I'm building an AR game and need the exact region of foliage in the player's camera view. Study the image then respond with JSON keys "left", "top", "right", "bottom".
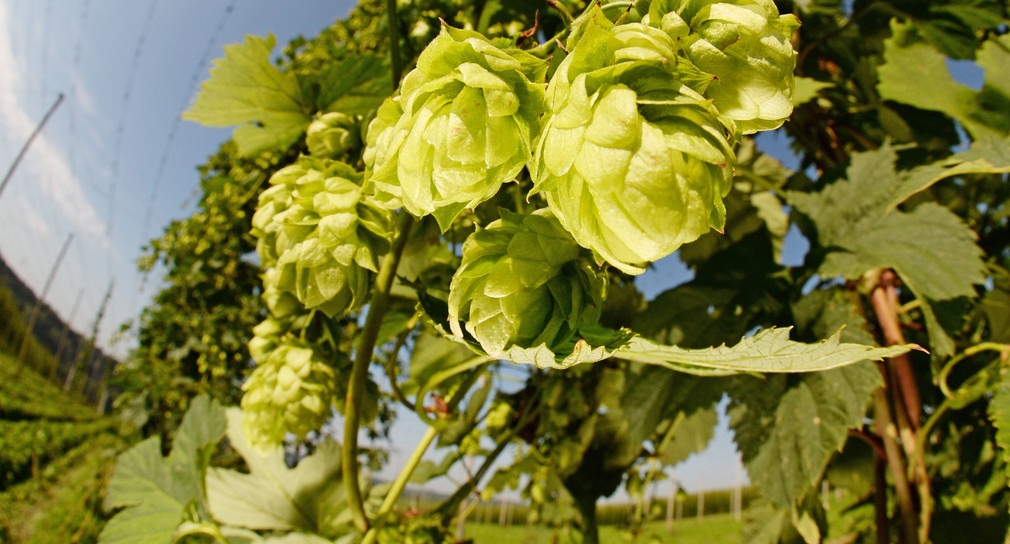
{"left": 109, "top": 0, "right": 1010, "bottom": 543}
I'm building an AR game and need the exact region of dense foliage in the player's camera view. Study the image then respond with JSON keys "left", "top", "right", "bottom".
{"left": 106, "top": 0, "right": 1010, "bottom": 543}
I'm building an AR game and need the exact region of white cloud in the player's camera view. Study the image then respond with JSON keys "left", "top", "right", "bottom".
{"left": 17, "top": 194, "right": 51, "bottom": 238}
{"left": 0, "top": 1, "right": 111, "bottom": 251}
{"left": 71, "top": 72, "right": 96, "bottom": 116}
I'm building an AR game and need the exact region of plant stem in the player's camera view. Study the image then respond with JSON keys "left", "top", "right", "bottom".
{"left": 384, "top": 0, "right": 403, "bottom": 85}
{"left": 344, "top": 215, "right": 414, "bottom": 533}
{"left": 873, "top": 387, "right": 919, "bottom": 544}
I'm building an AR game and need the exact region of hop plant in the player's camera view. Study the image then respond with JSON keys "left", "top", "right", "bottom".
{"left": 641, "top": 0, "right": 800, "bottom": 133}
{"left": 532, "top": 13, "right": 736, "bottom": 274}
{"left": 368, "top": 24, "right": 548, "bottom": 229}
{"left": 242, "top": 318, "right": 340, "bottom": 449}
{"left": 448, "top": 209, "right": 605, "bottom": 358}
{"left": 252, "top": 157, "right": 392, "bottom": 317}
{"left": 306, "top": 111, "right": 363, "bottom": 160}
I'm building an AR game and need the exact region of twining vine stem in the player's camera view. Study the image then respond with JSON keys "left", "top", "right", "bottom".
{"left": 344, "top": 215, "right": 415, "bottom": 532}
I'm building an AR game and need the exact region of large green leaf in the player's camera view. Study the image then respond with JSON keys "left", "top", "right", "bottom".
{"left": 184, "top": 34, "right": 310, "bottom": 156}
{"left": 616, "top": 327, "right": 910, "bottom": 374}
{"left": 659, "top": 406, "right": 718, "bottom": 467}
{"left": 728, "top": 290, "right": 882, "bottom": 508}
{"left": 819, "top": 203, "right": 986, "bottom": 301}
{"left": 100, "top": 396, "right": 227, "bottom": 544}
{"left": 205, "top": 408, "right": 346, "bottom": 534}
{"left": 316, "top": 54, "right": 392, "bottom": 115}
{"left": 789, "top": 143, "right": 993, "bottom": 356}
{"left": 879, "top": 22, "right": 1010, "bottom": 138}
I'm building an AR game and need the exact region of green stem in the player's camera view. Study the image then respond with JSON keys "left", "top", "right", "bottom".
{"left": 384, "top": 0, "right": 403, "bottom": 85}
{"left": 344, "top": 215, "right": 415, "bottom": 533}
{"left": 361, "top": 369, "right": 486, "bottom": 544}
{"left": 938, "top": 342, "right": 1010, "bottom": 398}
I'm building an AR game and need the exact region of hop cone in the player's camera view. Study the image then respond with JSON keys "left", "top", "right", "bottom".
{"left": 532, "top": 13, "right": 736, "bottom": 274}
{"left": 306, "top": 111, "right": 363, "bottom": 160}
{"left": 242, "top": 318, "right": 340, "bottom": 449}
{"left": 448, "top": 209, "right": 605, "bottom": 357}
{"left": 367, "top": 24, "right": 547, "bottom": 229}
{"left": 252, "top": 156, "right": 392, "bottom": 317}
{"left": 641, "top": 0, "right": 800, "bottom": 133}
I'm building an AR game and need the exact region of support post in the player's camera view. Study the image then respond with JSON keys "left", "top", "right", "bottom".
{"left": 0, "top": 93, "right": 65, "bottom": 199}
{"left": 16, "top": 233, "right": 73, "bottom": 376}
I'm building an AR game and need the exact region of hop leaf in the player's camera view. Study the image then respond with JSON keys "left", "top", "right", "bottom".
{"left": 367, "top": 24, "right": 548, "bottom": 230}
{"left": 305, "top": 112, "right": 363, "bottom": 160}
{"left": 252, "top": 156, "right": 393, "bottom": 317}
{"left": 644, "top": 0, "right": 800, "bottom": 133}
{"left": 532, "top": 15, "right": 736, "bottom": 274}
{"left": 242, "top": 318, "right": 341, "bottom": 450}
{"left": 448, "top": 209, "right": 606, "bottom": 358}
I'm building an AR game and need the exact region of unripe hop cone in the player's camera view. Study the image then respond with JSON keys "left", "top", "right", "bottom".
{"left": 242, "top": 318, "right": 340, "bottom": 450}
{"left": 448, "top": 209, "right": 605, "bottom": 358}
{"left": 367, "top": 24, "right": 548, "bottom": 230}
{"left": 532, "top": 12, "right": 737, "bottom": 275}
{"left": 306, "top": 111, "right": 363, "bottom": 160}
{"left": 252, "top": 157, "right": 392, "bottom": 317}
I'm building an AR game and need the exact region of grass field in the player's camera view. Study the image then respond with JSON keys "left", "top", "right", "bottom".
{"left": 463, "top": 514, "right": 743, "bottom": 543}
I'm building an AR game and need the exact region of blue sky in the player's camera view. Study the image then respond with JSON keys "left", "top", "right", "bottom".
{"left": 0, "top": 0, "right": 355, "bottom": 357}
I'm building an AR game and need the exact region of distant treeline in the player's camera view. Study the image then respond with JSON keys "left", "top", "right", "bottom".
{"left": 0, "top": 253, "right": 116, "bottom": 405}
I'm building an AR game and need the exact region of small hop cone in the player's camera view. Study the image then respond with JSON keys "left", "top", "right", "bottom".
{"left": 448, "top": 209, "right": 605, "bottom": 358}
{"left": 642, "top": 0, "right": 800, "bottom": 133}
{"left": 367, "top": 24, "right": 548, "bottom": 230}
{"left": 533, "top": 13, "right": 735, "bottom": 274}
{"left": 306, "top": 112, "right": 363, "bottom": 160}
{"left": 241, "top": 318, "right": 340, "bottom": 450}
{"left": 253, "top": 156, "right": 393, "bottom": 317}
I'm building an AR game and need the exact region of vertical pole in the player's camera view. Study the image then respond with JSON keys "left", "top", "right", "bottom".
{"left": 697, "top": 481, "right": 704, "bottom": 521}
{"left": 735, "top": 459, "right": 744, "bottom": 520}
{"left": 65, "top": 280, "right": 113, "bottom": 393}
{"left": 666, "top": 474, "right": 677, "bottom": 531}
{"left": 16, "top": 233, "right": 73, "bottom": 376}
{"left": 0, "top": 93, "right": 65, "bottom": 199}
{"left": 49, "top": 288, "right": 84, "bottom": 381}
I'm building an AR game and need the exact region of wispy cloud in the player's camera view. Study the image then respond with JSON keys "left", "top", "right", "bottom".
{"left": 17, "top": 194, "right": 51, "bottom": 238}
{"left": 0, "top": 2, "right": 110, "bottom": 251}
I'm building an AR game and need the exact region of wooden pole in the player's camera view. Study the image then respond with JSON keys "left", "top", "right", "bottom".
{"left": 49, "top": 288, "right": 84, "bottom": 381}
{"left": 0, "top": 93, "right": 65, "bottom": 199}
{"left": 16, "top": 233, "right": 73, "bottom": 376}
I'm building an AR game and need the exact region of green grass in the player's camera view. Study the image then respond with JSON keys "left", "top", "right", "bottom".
{"left": 463, "top": 514, "right": 743, "bottom": 543}
{"left": 0, "top": 350, "right": 98, "bottom": 421}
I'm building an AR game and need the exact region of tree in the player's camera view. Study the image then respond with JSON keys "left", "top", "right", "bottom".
{"left": 106, "top": 1, "right": 1010, "bottom": 543}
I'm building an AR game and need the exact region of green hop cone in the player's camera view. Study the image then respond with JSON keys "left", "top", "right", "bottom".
{"left": 448, "top": 209, "right": 605, "bottom": 359}
{"left": 252, "top": 156, "right": 393, "bottom": 317}
{"left": 642, "top": 0, "right": 800, "bottom": 133}
{"left": 363, "top": 96, "right": 405, "bottom": 208}
{"left": 306, "top": 111, "right": 363, "bottom": 160}
{"left": 532, "top": 12, "right": 735, "bottom": 274}
{"left": 367, "top": 24, "right": 548, "bottom": 230}
{"left": 242, "top": 318, "right": 340, "bottom": 450}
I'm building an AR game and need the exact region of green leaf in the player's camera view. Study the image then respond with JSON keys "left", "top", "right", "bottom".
{"left": 205, "top": 408, "right": 345, "bottom": 534}
{"left": 316, "top": 54, "right": 392, "bottom": 115}
{"left": 659, "top": 406, "right": 718, "bottom": 466}
{"left": 886, "top": 135, "right": 1010, "bottom": 209}
{"left": 789, "top": 143, "right": 993, "bottom": 357}
{"left": 989, "top": 374, "right": 1010, "bottom": 488}
{"left": 879, "top": 22, "right": 1010, "bottom": 138}
{"left": 819, "top": 203, "right": 986, "bottom": 301}
{"left": 183, "top": 34, "right": 310, "bottom": 156}
{"left": 791, "top": 77, "right": 833, "bottom": 106}
{"left": 617, "top": 327, "right": 911, "bottom": 373}
{"left": 729, "top": 288, "right": 882, "bottom": 508}
{"left": 730, "top": 361, "right": 880, "bottom": 508}
{"left": 100, "top": 396, "right": 227, "bottom": 544}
